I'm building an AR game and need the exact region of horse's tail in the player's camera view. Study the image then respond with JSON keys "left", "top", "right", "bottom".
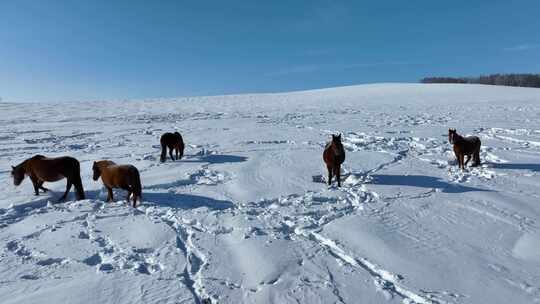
{"left": 72, "top": 160, "right": 85, "bottom": 200}
{"left": 178, "top": 135, "right": 185, "bottom": 159}
{"left": 131, "top": 167, "right": 142, "bottom": 203}
{"left": 474, "top": 138, "right": 482, "bottom": 165}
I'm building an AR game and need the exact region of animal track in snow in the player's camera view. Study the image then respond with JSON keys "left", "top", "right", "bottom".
{"left": 81, "top": 209, "right": 165, "bottom": 275}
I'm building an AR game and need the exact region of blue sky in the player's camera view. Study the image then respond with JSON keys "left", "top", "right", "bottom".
{"left": 1, "top": 1, "right": 539, "bottom": 102}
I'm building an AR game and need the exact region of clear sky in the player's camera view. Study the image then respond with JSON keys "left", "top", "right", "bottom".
{"left": 1, "top": 1, "right": 539, "bottom": 102}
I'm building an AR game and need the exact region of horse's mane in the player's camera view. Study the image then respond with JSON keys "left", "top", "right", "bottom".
{"left": 14, "top": 157, "right": 31, "bottom": 171}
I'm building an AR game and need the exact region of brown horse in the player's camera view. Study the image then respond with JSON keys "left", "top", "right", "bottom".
{"left": 323, "top": 134, "right": 346, "bottom": 187}
{"left": 11, "top": 155, "right": 85, "bottom": 201}
{"left": 448, "top": 128, "right": 481, "bottom": 169}
{"left": 160, "top": 132, "right": 184, "bottom": 162}
{"left": 92, "top": 160, "right": 142, "bottom": 207}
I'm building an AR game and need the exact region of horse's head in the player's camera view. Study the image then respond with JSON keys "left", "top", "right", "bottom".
{"left": 448, "top": 128, "right": 458, "bottom": 144}
{"left": 331, "top": 134, "right": 344, "bottom": 155}
{"left": 92, "top": 161, "right": 101, "bottom": 181}
{"left": 11, "top": 165, "right": 25, "bottom": 186}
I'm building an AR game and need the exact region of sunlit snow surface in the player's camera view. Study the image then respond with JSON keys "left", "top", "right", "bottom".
{"left": 1, "top": 84, "right": 540, "bottom": 303}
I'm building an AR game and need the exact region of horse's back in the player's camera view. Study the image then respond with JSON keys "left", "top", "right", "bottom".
{"left": 30, "top": 155, "right": 79, "bottom": 168}
{"left": 161, "top": 132, "right": 176, "bottom": 143}
{"left": 454, "top": 136, "right": 481, "bottom": 154}
{"left": 104, "top": 164, "right": 138, "bottom": 177}
{"left": 323, "top": 142, "right": 345, "bottom": 165}
{"left": 160, "top": 132, "right": 170, "bottom": 140}
{"left": 161, "top": 132, "right": 183, "bottom": 147}
{"left": 465, "top": 136, "right": 481, "bottom": 148}
{"left": 27, "top": 155, "right": 80, "bottom": 181}
{"left": 103, "top": 164, "right": 140, "bottom": 189}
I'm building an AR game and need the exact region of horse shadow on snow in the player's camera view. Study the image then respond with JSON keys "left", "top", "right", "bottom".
{"left": 369, "top": 174, "right": 492, "bottom": 193}
{"left": 486, "top": 162, "right": 540, "bottom": 172}
{"left": 142, "top": 192, "right": 234, "bottom": 210}
{"left": 91, "top": 188, "right": 234, "bottom": 211}
{"left": 182, "top": 154, "right": 248, "bottom": 164}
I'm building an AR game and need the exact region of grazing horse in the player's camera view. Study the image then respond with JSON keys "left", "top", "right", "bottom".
{"left": 448, "top": 128, "right": 481, "bottom": 169}
{"left": 92, "top": 160, "right": 142, "bottom": 207}
{"left": 323, "top": 134, "right": 346, "bottom": 187}
{"left": 160, "top": 132, "right": 184, "bottom": 162}
{"left": 10, "top": 155, "right": 85, "bottom": 201}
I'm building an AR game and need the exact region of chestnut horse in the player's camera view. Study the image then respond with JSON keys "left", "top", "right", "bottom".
{"left": 323, "top": 134, "right": 346, "bottom": 187}
{"left": 448, "top": 128, "right": 481, "bottom": 169}
{"left": 160, "top": 132, "right": 184, "bottom": 162}
{"left": 11, "top": 155, "right": 85, "bottom": 201}
{"left": 92, "top": 160, "right": 142, "bottom": 207}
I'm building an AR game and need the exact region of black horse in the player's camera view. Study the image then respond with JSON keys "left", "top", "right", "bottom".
{"left": 323, "top": 134, "right": 346, "bottom": 187}
{"left": 160, "top": 132, "right": 185, "bottom": 162}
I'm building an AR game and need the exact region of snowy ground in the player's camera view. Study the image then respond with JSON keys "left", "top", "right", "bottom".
{"left": 1, "top": 83, "right": 540, "bottom": 304}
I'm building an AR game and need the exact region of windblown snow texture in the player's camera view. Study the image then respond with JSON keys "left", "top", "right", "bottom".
{"left": 1, "top": 84, "right": 540, "bottom": 303}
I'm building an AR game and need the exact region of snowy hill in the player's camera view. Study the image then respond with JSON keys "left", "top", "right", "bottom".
{"left": 1, "top": 83, "right": 540, "bottom": 304}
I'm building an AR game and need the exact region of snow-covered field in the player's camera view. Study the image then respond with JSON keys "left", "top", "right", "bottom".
{"left": 1, "top": 83, "right": 540, "bottom": 304}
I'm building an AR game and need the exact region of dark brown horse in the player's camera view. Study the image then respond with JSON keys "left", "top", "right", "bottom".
{"left": 92, "top": 160, "right": 142, "bottom": 207}
{"left": 448, "top": 128, "right": 481, "bottom": 169}
{"left": 160, "top": 132, "right": 184, "bottom": 162}
{"left": 11, "top": 155, "right": 85, "bottom": 201}
{"left": 323, "top": 134, "right": 346, "bottom": 187}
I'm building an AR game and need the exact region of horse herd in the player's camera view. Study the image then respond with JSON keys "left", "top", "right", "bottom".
{"left": 9, "top": 129, "right": 481, "bottom": 207}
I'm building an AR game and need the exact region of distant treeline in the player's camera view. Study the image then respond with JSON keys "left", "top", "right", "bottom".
{"left": 420, "top": 74, "right": 540, "bottom": 88}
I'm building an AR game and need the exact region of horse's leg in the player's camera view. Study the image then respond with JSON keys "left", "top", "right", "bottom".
{"left": 106, "top": 187, "right": 113, "bottom": 202}
{"left": 453, "top": 151, "right": 460, "bottom": 167}
{"left": 169, "top": 147, "right": 175, "bottom": 161}
{"left": 464, "top": 154, "right": 471, "bottom": 166}
{"left": 460, "top": 154, "right": 465, "bottom": 170}
{"left": 175, "top": 148, "right": 179, "bottom": 160}
{"left": 70, "top": 174, "right": 85, "bottom": 200}
{"left": 327, "top": 166, "right": 333, "bottom": 185}
{"left": 473, "top": 148, "right": 481, "bottom": 167}
{"left": 60, "top": 181, "right": 73, "bottom": 201}
{"left": 30, "top": 176, "right": 40, "bottom": 195}
{"left": 129, "top": 187, "right": 137, "bottom": 208}
{"left": 38, "top": 181, "right": 49, "bottom": 192}
{"left": 160, "top": 144, "right": 167, "bottom": 162}
{"left": 125, "top": 186, "right": 132, "bottom": 204}
{"left": 126, "top": 186, "right": 138, "bottom": 207}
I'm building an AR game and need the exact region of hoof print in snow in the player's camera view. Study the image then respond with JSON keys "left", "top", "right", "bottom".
{"left": 135, "top": 263, "right": 150, "bottom": 275}
{"left": 98, "top": 263, "right": 114, "bottom": 273}
{"left": 36, "top": 258, "right": 65, "bottom": 266}
{"left": 312, "top": 175, "right": 325, "bottom": 183}
{"left": 20, "top": 274, "right": 39, "bottom": 280}
{"left": 83, "top": 253, "right": 102, "bottom": 266}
